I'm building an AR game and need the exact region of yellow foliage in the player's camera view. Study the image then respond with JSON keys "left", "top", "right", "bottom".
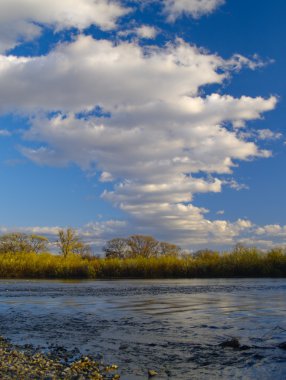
{"left": 0, "top": 249, "right": 285, "bottom": 279}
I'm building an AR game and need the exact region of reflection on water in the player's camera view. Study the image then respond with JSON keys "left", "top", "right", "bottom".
{"left": 0, "top": 279, "right": 286, "bottom": 379}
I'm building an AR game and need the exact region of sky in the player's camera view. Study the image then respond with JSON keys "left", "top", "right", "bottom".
{"left": 0, "top": 0, "right": 285, "bottom": 252}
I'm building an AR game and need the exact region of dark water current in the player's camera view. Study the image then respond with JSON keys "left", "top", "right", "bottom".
{"left": 0, "top": 278, "right": 286, "bottom": 379}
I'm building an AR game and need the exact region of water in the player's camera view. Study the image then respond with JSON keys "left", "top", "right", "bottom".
{"left": 0, "top": 278, "right": 285, "bottom": 379}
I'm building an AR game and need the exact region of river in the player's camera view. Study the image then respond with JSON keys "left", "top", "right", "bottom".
{"left": 0, "top": 278, "right": 285, "bottom": 379}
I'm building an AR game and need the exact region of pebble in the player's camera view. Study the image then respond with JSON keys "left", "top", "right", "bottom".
{"left": 0, "top": 336, "right": 120, "bottom": 379}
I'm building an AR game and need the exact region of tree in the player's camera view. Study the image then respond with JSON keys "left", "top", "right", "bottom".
{"left": 29, "top": 235, "right": 49, "bottom": 253}
{"left": 159, "top": 242, "right": 181, "bottom": 257}
{"left": 103, "top": 238, "right": 130, "bottom": 259}
{"left": 103, "top": 235, "right": 183, "bottom": 259}
{"left": 127, "top": 235, "right": 160, "bottom": 258}
{"left": 73, "top": 241, "right": 92, "bottom": 258}
{"left": 193, "top": 249, "right": 219, "bottom": 260}
{"left": 57, "top": 228, "right": 90, "bottom": 258}
{"left": 0, "top": 233, "right": 49, "bottom": 254}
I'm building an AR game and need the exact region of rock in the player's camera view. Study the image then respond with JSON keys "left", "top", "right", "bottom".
{"left": 278, "top": 342, "right": 286, "bottom": 350}
{"left": 219, "top": 338, "right": 240, "bottom": 349}
{"left": 148, "top": 369, "right": 158, "bottom": 377}
{"left": 239, "top": 345, "right": 250, "bottom": 350}
{"left": 0, "top": 336, "right": 119, "bottom": 380}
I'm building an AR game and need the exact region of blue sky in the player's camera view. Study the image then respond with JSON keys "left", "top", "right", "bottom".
{"left": 0, "top": 0, "right": 285, "bottom": 250}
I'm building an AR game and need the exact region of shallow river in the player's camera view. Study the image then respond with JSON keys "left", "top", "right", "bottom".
{"left": 0, "top": 279, "right": 286, "bottom": 379}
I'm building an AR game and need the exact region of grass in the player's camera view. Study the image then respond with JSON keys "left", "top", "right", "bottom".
{"left": 0, "top": 247, "right": 286, "bottom": 279}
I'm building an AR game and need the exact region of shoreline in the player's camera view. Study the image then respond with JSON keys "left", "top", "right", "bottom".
{"left": 0, "top": 336, "right": 120, "bottom": 380}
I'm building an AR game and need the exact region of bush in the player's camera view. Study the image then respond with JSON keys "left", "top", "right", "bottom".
{"left": 0, "top": 246, "right": 285, "bottom": 279}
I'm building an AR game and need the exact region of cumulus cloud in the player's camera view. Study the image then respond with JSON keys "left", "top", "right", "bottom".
{"left": 256, "top": 224, "right": 286, "bottom": 237}
{"left": 134, "top": 25, "right": 158, "bottom": 39}
{"left": 0, "top": 0, "right": 129, "bottom": 52}
{"left": 0, "top": 36, "right": 276, "bottom": 115}
{"left": 0, "top": 21, "right": 42, "bottom": 53}
{"left": 0, "top": 34, "right": 278, "bottom": 248}
{"left": 257, "top": 129, "right": 282, "bottom": 140}
{"left": 251, "top": 224, "right": 286, "bottom": 248}
{"left": 118, "top": 25, "right": 158, "bottom": 39}
{"left": 163, "top": 0, "right": 225, "bottom": 21}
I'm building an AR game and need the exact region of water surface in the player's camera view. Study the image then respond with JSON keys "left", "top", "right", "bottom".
{"left": 0, "top": 278, "right": 285, "bottom": 379}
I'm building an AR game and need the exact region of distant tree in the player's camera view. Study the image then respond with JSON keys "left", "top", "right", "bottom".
{"left": 267, "top": 247, "right": 286, "bottom": 258}
{"left": 103, "top": 238, "right": 130, "bottom": 259}
{"left": 0, "top": 233, "right": 49, "bottom": 254}
{"left": 73, "top": 242, "right": 93, "bottom": 258}
{"left": 57, "top": 228, "right": 90, "bottom": 258}
{"left": 232, "top": 243, "right": 247, "bottom": 254}
{"left": 29, "top": 235, "right": 49, "bottom": 253}
{"left": 193, "top": 249, "right": 220, "bottom": 260}
{"left": 0, "top": 233, "right": 27, "bottom": 254}
{"left": 127, "top": 235, "right": 160, "bottom": 258}
{"left": 159, "top": 242, "right": 181, "bottom": 257}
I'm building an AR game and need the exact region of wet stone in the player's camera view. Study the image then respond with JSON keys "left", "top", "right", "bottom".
{"left": 0, "top": 336, "right": 120, "bottom": 380}
{"left": 278, "top": 342, "right": 286, "bottom": 350}
{"left": 219, "top": 338, "right": 240, "bottom": 349}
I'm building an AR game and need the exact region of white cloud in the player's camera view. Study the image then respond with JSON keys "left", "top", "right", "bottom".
{"left": 0, "top": 35, "right": 278, "bottom": 248}
{"left": 224, "top": 179, "right": 249, "bottom": 191}
{"left": 0, "top": 37, "right": 226, "bottom": 113}
{"left": 0, "top": 0, "right": 129, "bottom": 52}
{"left": 134, "top": 25, "right": 158, "bottom": 39}
{"left": 0, "top": 36, "right": 276, "bottom": 116}
{"left": 256, "top": 224, "right": 286, "bottom": 237}
{"left": 163, "top": 0, "right": 225, "bottom": 21}
{"left": 117, "top": 24, "right": 158, "bottom": 40}
{"left": 100, "top": 171, "right": 115, "bottom": 182}
{"left": 0, "top": 21, "right": 42, "bottom": 53}
{"left": 257, "top": 129, "right": 282, "bottom": 140}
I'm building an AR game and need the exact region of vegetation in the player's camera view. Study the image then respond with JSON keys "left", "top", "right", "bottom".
{"left": 0, "top": 230, "right": 285, "bottom": 279}
{"left": 0, "top": 247, "right": 285, "bottom": 280}
{"left": 57, "top": 228, "right": 92, "bottom": 258}
{"left": 103, "top": 235, "right": 181, "bottom": 259}
{"left": 0, "top": 233, "right": 48, "bottom": 254}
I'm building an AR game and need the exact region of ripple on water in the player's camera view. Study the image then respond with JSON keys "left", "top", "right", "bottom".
{"left": 0, "top": 278, "right": 286, "bottom": 379}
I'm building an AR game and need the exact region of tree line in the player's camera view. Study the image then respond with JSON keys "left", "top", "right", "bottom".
{"left": 103, "top": 236, "right": 181, "bottom": 258}
{"left": 0, "top": 229, "right": 182, "bottom": 258}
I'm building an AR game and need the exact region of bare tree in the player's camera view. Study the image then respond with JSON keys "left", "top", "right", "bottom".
{"left": 103, "top": 238, "right": 130, "bottom": 259}
{"left": 29, "top": 235, "right": 49, "bottom": 253}
{"left": 127, "top": 235, "right": 160, "bottom": 258}
{"left": 0, "top": 233, "right": 49, "bottom": 254}
{"left": 159, "top": 242, "right": 181, "bottom": 257}
{"left": 73, "top": 242, "right": 92, "bottom": 258}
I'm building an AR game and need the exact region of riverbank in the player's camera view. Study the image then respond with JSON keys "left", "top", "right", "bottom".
{"left": 0, "top": 248, "right": 285, "bottom": 279}
{"left": 0, "top": 336, "right": 119, "bottom": 379}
